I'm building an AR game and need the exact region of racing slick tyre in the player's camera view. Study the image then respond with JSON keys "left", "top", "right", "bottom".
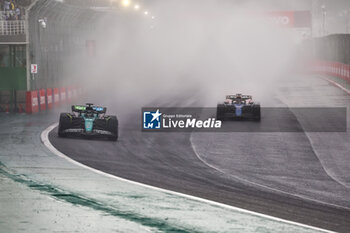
{"left": 252, "top": 105, "right": 261, "bottom": 121}
{"left": 216, "top": 104, "right": 226, "bottom": 121}
{"left": 58, "top": 113, "right": 72, "bottom": 137}
{"left": 106, "top": 116, "right": 118, "bottom": 141}
{"left": 94, "top": 116, "right": 118, "bottom": 141}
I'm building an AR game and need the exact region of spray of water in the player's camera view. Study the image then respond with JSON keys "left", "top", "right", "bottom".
{"left": 64, "top": 0, "right": 303, "bottom": 118}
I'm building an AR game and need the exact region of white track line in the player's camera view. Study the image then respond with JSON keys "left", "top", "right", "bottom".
{"left": 306, "top": 76, "right": 350, "bottom": 189}
{"left": 190, "top": 133, "right": 350, "bottom": 212}
{"left": 41, "top": 123, "right": 334, "bottom": 233}
{"left": 299, "top": 78, "right": 349, "bottom": 190}
{"left": 323, "top": 77, "right": 350, "bottom": 95}
{"left": 189, "top": 75, "right": 350, "bottom": 212}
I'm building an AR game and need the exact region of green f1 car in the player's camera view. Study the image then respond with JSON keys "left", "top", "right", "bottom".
{"left": 58, "top": 103, "right": 118, "bottom": 141}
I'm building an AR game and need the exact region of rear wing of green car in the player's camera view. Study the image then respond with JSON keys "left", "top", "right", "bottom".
{"left": 72, "top": 105, "right": 107, "bottom": 114}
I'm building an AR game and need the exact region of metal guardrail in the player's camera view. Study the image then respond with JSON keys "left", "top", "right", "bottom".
{"left": 0, "top": 20, "right": 26, "bottom": 35}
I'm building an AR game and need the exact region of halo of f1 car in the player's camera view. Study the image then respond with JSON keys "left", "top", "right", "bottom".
{"left": 58, "top": 103, "right": 118, "bottom": 141}
{"left": 217, "top": 94, "right": 261, "bottom": 121}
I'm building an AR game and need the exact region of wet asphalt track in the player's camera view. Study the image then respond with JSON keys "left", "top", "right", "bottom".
{"left": 49, "top": 76, "right": 350, "bottom": 232}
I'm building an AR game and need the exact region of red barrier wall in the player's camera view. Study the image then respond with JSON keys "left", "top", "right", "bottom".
{"left": 26, "top": 91, "right": 39, "bottom": 113}
{"left": 39, "top": 89, "right": 46, "bottom": 111}
{"left": 72, "top": 87, "right": 78, "bottom": 99}
{"left": 25, "top": 86, "right": 81, "bottom": 114}
{"left": 67, "top": 87, "right": 72, "bottom": 103}
{"left": 310, "top": 60, "right": 350, "bottom": 82}
{"left": 60, "top": 87, "right": 66, "bottom": 104}
{"left": 47, "top": 88, "right": 53, "bottom": 109}
{"left": 53, "top": 88, "right": 60, "bottom": 107}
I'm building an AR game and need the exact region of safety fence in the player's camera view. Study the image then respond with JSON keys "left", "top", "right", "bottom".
{"left": 0, "top": 86, "right": 82, "bottom": 113}
{"left": 309, "top": 60, "right": 350, "bottom": 83}
{"left": 0, "top": 20, "right": 25, "bottom": 35}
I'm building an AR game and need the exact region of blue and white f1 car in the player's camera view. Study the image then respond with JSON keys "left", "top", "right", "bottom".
{"left": 216, "top": 94, "right": 260, "bottom": 121}
{"left": 58, "top": 103, "right": 118, "bottom": 141}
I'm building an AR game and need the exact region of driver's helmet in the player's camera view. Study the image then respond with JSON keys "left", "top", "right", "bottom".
{"left": 235, "top": 96, "right": 242, "bottom": 103}
{"left": 85, "top": 106, "right": 94, "bottom": 117}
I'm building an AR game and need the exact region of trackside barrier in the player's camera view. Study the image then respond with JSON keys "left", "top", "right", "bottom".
{"left": 310, "top": 60, "right": 350, "bottom": 83}
{"left": 39, "top": 89, "right": 46, "bottom": 111}
{"left": 72, "top": 87, "right": 78, "bottom": 100}
{"left": 60, "top": 87, "right": 66, "bottom": 104}
{"left": 46, "top": 88, "right": 53, "bottom": 109}
{"left": 67, "top": 86, "right": 72, "bottom": 103}
{"left": 15, "top": 90, "right": 26, "bottom": 113}
{"left": 53, "top": 88, "right": 60, "bottom": 107}
{"left": 26, "top": 91, "right": 39, "bottom": 113}
{"left": 23, "top": 86, "right": 81, "bottom": 114}
{"left": 0, "top": 90, "right": 27, "bottom": 113}
{"left": 0, "top": 91, "right": 11, "bottom": 113}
